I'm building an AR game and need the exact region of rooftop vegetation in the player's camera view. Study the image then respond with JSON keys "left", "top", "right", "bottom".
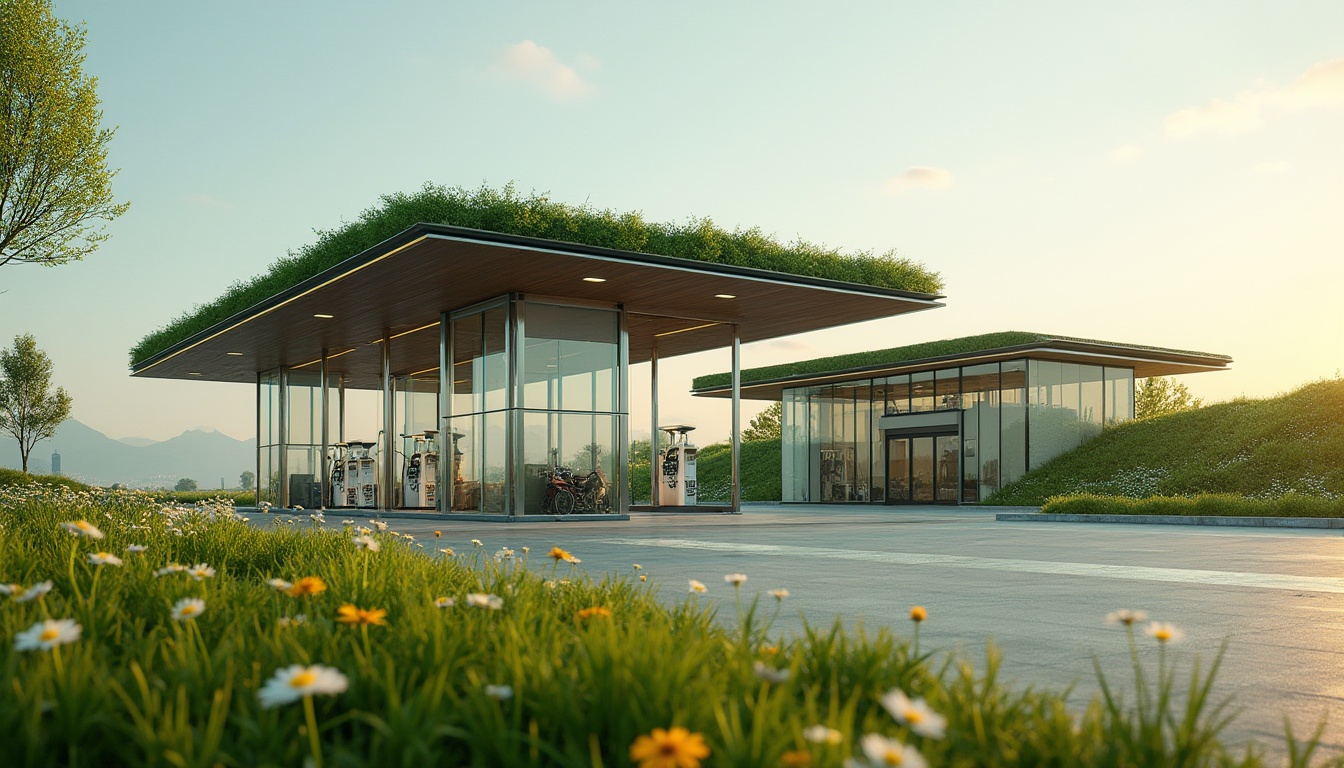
{"left": 130, "top": 183, "right": 943, "bottom": 367}
{"left": 692, "top": 331, "right": 1227, "bottom": 391}
{"left": 989, "top": 378, "right": 1344, "bottom": 505}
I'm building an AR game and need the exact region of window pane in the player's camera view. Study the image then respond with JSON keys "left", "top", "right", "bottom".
{"left": 883, "top": 375, "right": 910, "bottom": 415}
{"left": 962, "top": 363, "right": 999, "bottom": 502}
{"left": 482, "top": 306, "right": 508, "bottom": 413}
{"left": 448, "top": 415, "right": 481, "bottom": 512}
{"left": 1080, "top": 364, "right": 1105, "bottom": 433}
{"left": 910, "top": 372, "right": 935, "bottom": 413}
{"left": 1000, "top": 360, "right": 1027, "bottom": 487}
{"left": 482, "top": 410, "right": 507, "bottom": 513}
{"left": 522, "top": 304, "right": 619, "bottom": 413}
{"left": 452, "top": 313, "right": 482, "bottom": 416}
{"left": 935, "top": 369, "right": 960, "bottom": 411}
{"left": 1104, "top": 367, "right": 1135, "bottom": 425}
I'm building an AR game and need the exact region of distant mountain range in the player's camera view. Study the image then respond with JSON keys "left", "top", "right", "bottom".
{"left": 0, "top": 419, "right": 255, "bottom": 489}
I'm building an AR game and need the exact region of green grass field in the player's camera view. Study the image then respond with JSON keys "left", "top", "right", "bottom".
{"left": 4, "top": 483, "right": 1333, "bottom": 766}
{"left": 628, "top": 439, "right": 782, "bottom": 504}
{"left": 989, "top": 378, "right": 1344, "bottom": 506}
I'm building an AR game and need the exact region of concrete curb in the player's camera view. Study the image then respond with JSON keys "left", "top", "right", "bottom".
{"left": 996, "top": 513, "right": 1344, "bottom": 529}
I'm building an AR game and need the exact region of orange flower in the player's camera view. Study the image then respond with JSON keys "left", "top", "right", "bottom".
{"left": 629, "top": 727, "right": 710, "bottom": 768}
{"left": 287, "top": 576, "right": 327, "bottom": 597}
{"left": 576, "top": 606, "right": 613, "bottom": 622}
{"left": 909, "top": 605, "right": 928, "bottom": 623}
{"left": 781, "top": 750, "right": 812, "bottom": 767}
{"left": 548, "top": 546, "right": 574, "bottom": 563}
{"left": 336, "top": 604, "right": 387, "bottom": 626}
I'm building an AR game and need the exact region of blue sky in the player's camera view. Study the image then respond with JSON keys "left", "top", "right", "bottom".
{"left": 2, "top": 1, "right": 1342, "bottom": 443}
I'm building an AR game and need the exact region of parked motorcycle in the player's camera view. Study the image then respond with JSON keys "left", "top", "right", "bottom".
{"left": 539, "top": 465, "right": 611, "bottom": 515}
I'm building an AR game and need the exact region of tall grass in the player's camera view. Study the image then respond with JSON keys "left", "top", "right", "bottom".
{"left": 1, "top": 483, "right": 1338, "bottom": 766}
{"left": 1041, "top": 493, "right": 1344, "bottom": 518}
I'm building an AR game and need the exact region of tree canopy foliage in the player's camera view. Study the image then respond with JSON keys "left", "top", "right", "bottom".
{"left": 0, "top": 0, "right": 128, "bottom": 269}
{"left": 1135, "top": 375, "right": 1204, "bottom": 420}
{"left": 742, "top": 402, "right": 782, "bottom": 442}
{"left": 0, "top": 333, "right": 72, "bottom": 473}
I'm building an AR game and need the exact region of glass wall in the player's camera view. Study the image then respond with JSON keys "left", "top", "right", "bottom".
{"left": 258, "top": 370, "right": 280, "bottom": 505}
{"left": 778, "top": 358, "right": 1137, "bottom": 504}
{"left": 444, "top": 296, "right": 625, "bottom": 516}
{"left": 256, "top": 368, "right": 340, "bottom": 508}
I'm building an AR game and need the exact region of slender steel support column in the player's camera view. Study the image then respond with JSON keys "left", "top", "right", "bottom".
{"left": 381, "top": 330, "right": 394, "bottom": 511}
{"left": 438, "top": 313, "right": 449, "bottom": 513}
{"left": 508, "top": 296, "right": 524, "bottom": 517}
{"left": 278, "top": 368, "right": 289, "bottom": 508}
{"left": 649, "top": 339, "right": 659, "bottom": 508}
{"left": 731, "top": 325, "right": 742, "bottom": 514}
{"left": 617, "top": 305, "right": 630, "bottom": 514}
{"left": 255, "top": 374, "right": 262, "bottom": 507}
{"left": 320, "top": 351, "right": 329, "bottom": 509}
{"left": 338, "top": 374, "right": 345, "bottom": 443}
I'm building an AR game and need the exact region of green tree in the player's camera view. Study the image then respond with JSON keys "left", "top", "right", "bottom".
{"left": 174, "top": 478, "right": 197, "bottom": 492}
{"left": 0, "top": 333, "right": 72, "bottom": 473}
{"left": 239, "top": 470, "right": 255, "bottom": 491}
{"left": 742, "top": 402, "right": 782, "bottom": 442}
{"left": 1135, "top": 376, "right": 1203, "bottom": 420}
{"left": 0, "top": 0, "right": 129, "bottom": 269}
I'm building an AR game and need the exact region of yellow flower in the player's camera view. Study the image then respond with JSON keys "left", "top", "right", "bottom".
{"left": 688, "top": 579, "right": 707, "bottom": 594}
{"left": 548, "top": 546, "right": 573, "bottom": 562}
{"left": 633, "top": 564, "right": 642, "bottom": 570}
{"left": 781, "top": 750, "right": 812, "bottom": 767}
{"left": 434, "top": 530, "right": 441, "bottom": 538}
{"left": 1145, "top": 621, "right": 1184, "bottom": 644}
{"left": 640, "top": 574, "right": 648, "bottom": 582}
{"left": 336, "top": 604, "right": 388, "bottom": 626}
{"left": 629, "top": 726, "right": 710, "bottom": 768}
{"left": 910, "top": 605, "right": 927, "bottom": 623}
{"left": 576, "top": 606, "right": 613, "bottom": 622}
{"left": 287, "top": 576, "right": 327, "bottom": 597}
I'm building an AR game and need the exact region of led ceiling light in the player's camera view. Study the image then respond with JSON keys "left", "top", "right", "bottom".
{"left": 582, "top": 277, "right": 606, "bottom": 283}
{"left": 226, "top": 352, "right": 243, "bottom": 356}
{"left": 714, "top": 294, "right": 736, "bottom": 299}
{"left": 314, "top": 313, "right": 334, "bottom": 319}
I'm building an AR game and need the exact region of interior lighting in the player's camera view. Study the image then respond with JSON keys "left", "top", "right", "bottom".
{"left": 314, "top": 313, "right": 334, "bottom": 319}
{"left": 582, "top": 277, "right": 606, "bottom": 283}
{"left": 714, "top": 294, "right": 736, "bottom": 299}
{"left": 187, "top": 372, "right": 203, "bottom": 376}
{"left": 654, "top": 322, "right": 719, "bottom": 338}
{"left": 226, "top": 352, "right": 243, "bottom": 356}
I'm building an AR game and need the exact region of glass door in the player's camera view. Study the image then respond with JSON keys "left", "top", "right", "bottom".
{"left": 886, "top": 436, "right": 909, "bottom": 503}
{"left": 886, "top": 430, "right": 960, "bottom": 505}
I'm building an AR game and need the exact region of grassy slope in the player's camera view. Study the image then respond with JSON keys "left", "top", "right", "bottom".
{"left": 988, "top": 378, "right": 1344, "bottom": 505}
{"left": 628, "top": 438, "right": 782, "bottom": 504}
{"left": 131, "top": 184, "right": 943, "bottom": 366}
{"left": 0, "top": 468, "right": 89, "bottom": 491}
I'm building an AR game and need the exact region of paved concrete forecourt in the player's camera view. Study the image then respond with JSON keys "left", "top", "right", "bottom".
{"left": 268, "top": 504, "right": 1344, "bottom": 754}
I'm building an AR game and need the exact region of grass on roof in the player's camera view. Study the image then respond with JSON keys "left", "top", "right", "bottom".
{"left": 130, "top": 183, "right": 944, "bottom": 367}
{"left": 691, "top": 331, "right": 1228, "bottom": 391}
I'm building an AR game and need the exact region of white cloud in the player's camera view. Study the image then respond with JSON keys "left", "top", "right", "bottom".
{"left": 1108, "top": 144, "right": 1144, "bottom": 164}
{"left": 495, "top": 40, "right": 593, "bottom": 101}
{"left": 882, "top": 166, "right": 955, "bottom": 194}
{"left": 1165, "top": 57, "right": 1344, "bottom": 138}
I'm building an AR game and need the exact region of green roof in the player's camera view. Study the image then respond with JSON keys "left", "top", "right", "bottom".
{"left": 691, "top": 331, "right": 1231, "bottom": 391}
{"left": 130, "top": 183, "right": 943, "bottom": 367}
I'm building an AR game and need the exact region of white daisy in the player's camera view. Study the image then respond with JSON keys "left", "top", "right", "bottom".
{"left": 87, "top": 552, "right": 124, "bottom": 567}
{"left": 371, "top": 520, "right": 388, "bottom": 531}
{"left": 689, "top": 579, "right": 707, "bottom": 594}
{"left": 802, "top": 725, "right": 844, "bottom": 745}
{"left": 267, "top": 578, "right": 293, "bottom": 592}
{"left": 484, "top": 684, "right": 513, "bottom": 701}
{"left": 434, "top": 596, "right": 455, "bottom": 608}
{"left": 278, "top": 614, "right": 307, "bottom": 627}
{"left": 257, "top": 664, "right": 349, "bottom": 708}
{"left": 1106, "top": 608, "right": 1149, "bottom": 627}
{"left": 465, "top": 593, "right": 503, "bottom": 610}
{"left": 61, "top": 520, "right": 104, "bottom": 539}
{"left": 188, "top": 564, "right": 216, "bottom": 581}
{"left": 126, "top": 544, "right": 148, "bottom": 554}
{"left": 769, "top": 588, "right": 790, "bottom": 601}
{"left": 155, "top": 563, "right": 187, "bottom": 577}
{"left": 171, "top": 597, "right": 206, "bottom": 621}
{"left": 0, "top": 583, "right": 23, "bottom": 596}
{"left": 14, "top": 580, "right": 53, "bottom": 603}
{"left": 860, "top": 733, "right": 927, "bottom": 768}
{"left": 14, "top": 619, "right": 82, "bottom": 651}
{"left": 879, "top": 689, "right": 947, "bottom": 740}
{"left": 352, "top": 534, "right": 380, "bottom": 552}
{"left": 724, "top": 573, "right": 748, "bottom": 586}
{"left": 753, "top": 661, "right": 791, "bottom": 684}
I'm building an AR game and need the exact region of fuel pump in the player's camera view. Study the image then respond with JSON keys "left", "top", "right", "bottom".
{"left": 658, "top": 425, "right": 698, "bottom": 506}
{"left": 344, "top": 440, "right": 378, "bottom": 509}
{"left": 329, "top": 443, "right": 348, "bottom": 507}
{"left": 401, "top": 430, "right": 440, "bottom": 508}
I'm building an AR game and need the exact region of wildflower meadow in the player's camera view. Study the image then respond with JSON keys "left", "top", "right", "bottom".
{"left": 1, "top": 483, "right": 1339, "bottom": 767}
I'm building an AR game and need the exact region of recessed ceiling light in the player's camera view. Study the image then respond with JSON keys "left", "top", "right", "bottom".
{"left": 226, "top": 351, "right": 243, "bottom": 356}
{"left": 714, "top": 294, "right": 736, "bottom": 299}
{"left": 187, "top": 372, "right": 203, "bottom": 376}
{"left": 314, "top": 313, "right": 334, "bottom": 319}
{"left": 582, "top": 277, "right": 606, "bottom": 283}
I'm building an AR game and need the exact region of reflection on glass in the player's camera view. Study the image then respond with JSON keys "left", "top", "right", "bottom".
{"left": 887, "top": 436, "right": 909, "bottom": 502}
{"left": 1104, "top": 367, "right": 1135, "bottom": 425}
{"left": 910, "top": 372, "right": 935, "bottom": 413}
{"left": 1000, "top": 360, "right": 1027, "bottom": 489}
{"left": 935, "top": 369, "right": 960, "bottom": 411}
{"left": 448, "top": 415, "right": 480, "bottom": 512}
{"left": 883, "top": 375, "right": 910, "bottom": 415}
{"left": 911, "top": 437, "right": 934, "bottom": 502}
{"left": 936, "top": 435, "right": 959, "bottom": 502}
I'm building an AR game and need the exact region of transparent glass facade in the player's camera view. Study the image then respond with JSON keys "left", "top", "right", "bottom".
{"left": 257, "top": 368, "right": 340, "bottom": 508}
{"left": 446, "top": 296, "right": 626, "bottom": 516}
{"left": 781, "top": 358, "right": 1135, "bottom": 503}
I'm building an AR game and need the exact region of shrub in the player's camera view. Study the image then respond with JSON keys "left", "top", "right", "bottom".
{"left": 1042, "top": 493, "right": 1344, "bottom": 518}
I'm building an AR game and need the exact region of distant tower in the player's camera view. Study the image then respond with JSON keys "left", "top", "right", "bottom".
{"left": 51, "top": 451, "right": 62, "bottom": 475}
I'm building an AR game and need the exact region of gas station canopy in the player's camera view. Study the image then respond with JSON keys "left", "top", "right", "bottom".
{"left": 131, "top": 223, "right": 944, "bottom": 387}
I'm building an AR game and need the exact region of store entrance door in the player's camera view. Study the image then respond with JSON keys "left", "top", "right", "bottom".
{"left": 886, "top": 430, "right": 959, "bottom": 505}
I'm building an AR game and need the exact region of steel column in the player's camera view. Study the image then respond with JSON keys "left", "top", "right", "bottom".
{"left": 650, "top": 338, "right": 659, "bottom": 508}
{"left": 731, "top": 324, "right": 741, "bottom": 514}
{"left": 381, "top": 329, "right": 394, "bottom": 511}
{"left": 438, "top": 313, "right": 449, "bottom": 513}
{"left": 319, "top": 351, "right": 329, "bottom": 509}
{"left": 617, "top": 305, "right": 630, "bottom": 514}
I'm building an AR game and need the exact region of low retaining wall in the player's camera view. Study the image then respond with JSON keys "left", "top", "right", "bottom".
{"left": 996, "top": 513, "right": 1344, "bottom": 529}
